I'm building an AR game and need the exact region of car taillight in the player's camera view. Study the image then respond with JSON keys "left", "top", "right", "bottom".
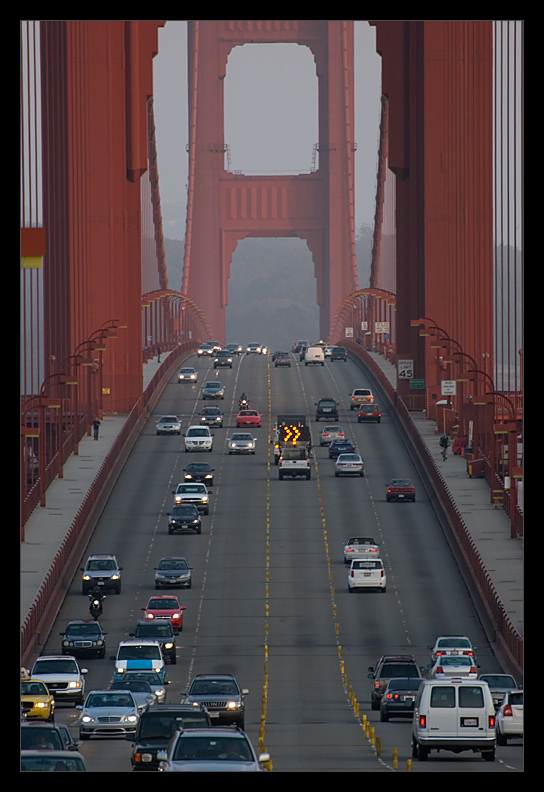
{"left": 380, "top": 570, "right": 384, "bottom": 578}
{"left": 350, "top": 571, "right": 354, "bottom": 578}
{"left": 503, "top": 705, "right": 512, "bottom": 717}
{"left": 435, "top": 666, "right": 444, "bottom": 674}
{"left": 419, "top": 715, "right": 427, "bottom": 727}
{"left": 489, "top": 715, "right": 496, "bottom": 727}
{"left": 470, "top": 666, "right": 477, "bottom": 674}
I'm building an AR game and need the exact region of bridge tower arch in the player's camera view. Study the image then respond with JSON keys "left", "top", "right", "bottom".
{"left": 184, "top": 20, "right": 358, "bottom": 342}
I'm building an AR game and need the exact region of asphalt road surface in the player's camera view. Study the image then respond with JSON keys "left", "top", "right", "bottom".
{"left": 37, "top": 350, "right": 523, "bottom": 772}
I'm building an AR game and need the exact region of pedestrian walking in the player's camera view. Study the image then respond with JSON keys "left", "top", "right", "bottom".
{"left": 439, "top": 433, "right": 449, "bottom": 460}
{"left": 92, "top": 418, "right": 101, "bottom": 440}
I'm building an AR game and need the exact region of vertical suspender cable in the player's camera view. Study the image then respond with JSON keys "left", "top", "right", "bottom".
{"left": 341, "top": 21, "right": 358, "bottom": 292}
{"left": 182, "top": 21, "right": 199, "bottom": 295}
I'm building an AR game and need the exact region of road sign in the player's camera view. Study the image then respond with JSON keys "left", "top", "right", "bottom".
{"left": 441, "top": 380, "right": 457, "bottom": 395}
{"left": 409, "top": 380, "right": 425, "bottom": 389}
{"left": 398, "top": 359, "right": 414, "bottom": 379}
{"left": 345, "top": 327, "right": 353, "bottom": 337}
{"left": 375, "top": 322, "right": 390, "bottom": 334}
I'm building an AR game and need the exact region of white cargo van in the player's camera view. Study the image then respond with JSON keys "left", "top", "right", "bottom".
{"left": 304, "top": 346, "right": 325, "bottom": 366}
{"left": 412, "top": 678, "right": 496, "bottom": 762}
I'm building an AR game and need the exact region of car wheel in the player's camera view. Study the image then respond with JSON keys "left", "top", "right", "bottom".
{"left": 483, "top": 749, "right": 496, "bottom": 761}
{"left": 335, "top": 471, "right": 339, "bottom": 477}
{"left": 380, "top": 710, "right": 389, "bottom": 722}
{"left": 496, "top": 729, "right": 507, "bottom": 746}
{"left": 197, "top": 526, "right": 201, "bottom": 534}
{"left": 417, "top": 744, "right": 429, "bottom": 761}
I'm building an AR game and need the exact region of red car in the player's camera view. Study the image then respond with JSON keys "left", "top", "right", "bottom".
{"left": 357, "top": 404, "right": 381, "bottom": 423}
{"left": 386, "top": 479, "right": 416, "bottom": 502}
{"left": 236, "top": 409, "right": 262, "bottom": 428}
{"left": 141, "top": 595, "right": 186, "bottom": 633}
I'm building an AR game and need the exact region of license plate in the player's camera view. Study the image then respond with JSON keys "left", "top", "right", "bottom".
{"left": 461, "top": 717, "right": 479, "bottom": 727}
{"left": 209, "top": 712, "right": 220, "bottom": 718}
{"left": 97, "top": 581, "right": 105, "bottom": 585}
{"left": 398, "top": 494, "right": 404, "bottom": 498}
{"left": 323, "top": 408, "right": 332, "bottom": 412}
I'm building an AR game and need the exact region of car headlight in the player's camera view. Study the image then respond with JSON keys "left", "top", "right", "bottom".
{"left": 68, "top": 681, "right": 82, "bottom": 689}
{"left": 83, "top": 574, "right": 91, "bottom": 581}
{"left": 35, "top": 701, "right": 46, "bottom": 708}
{"left": 117, "top": 667, "right": 125, "bottom": 675}
{"left": 111, "top": 574, "right": 120, "bottom": 580}
{"left": 173, "top": 613, "right": 181, "bottom": 619}
{"left": 164, "top": 642, "right": 174, "bottom": 649}
{"left": 81, "top": 715, "right": 95, "bottom": 723}
{"left": 153, "top": 666, "right": 162, "bottom": 674}
{"left": 226, "top": 700, "right": 241, "bottom": 710}
{"left": 122, "top": 714, "right": 138, "bottom": 723}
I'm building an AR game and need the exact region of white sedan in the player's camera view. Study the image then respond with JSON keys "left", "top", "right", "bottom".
{"left": 156, "top": 416, "right": 181, "bottom": 435}
{"left": 429, "top": 655, "right": 478, "bottom": 679}
{"left": 335, "top": 453, "right": 364, "bottom": 477}
{"left": 343, "top": 537, "right": 380, "bottom": 564}
{"left": 496, "top": 690, "right": 523, "bottom": 744}
{"left": 228, "top": 433, "right": 257, "bottom": 454}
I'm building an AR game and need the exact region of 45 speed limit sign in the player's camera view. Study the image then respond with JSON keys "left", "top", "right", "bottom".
{"left": 398, "top": 359, "right": 414, "bottom": 379}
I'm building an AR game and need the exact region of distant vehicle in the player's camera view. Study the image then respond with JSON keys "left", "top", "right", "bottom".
{"left": 181, "top": 674, "right": 248, "bottom": 729}
{"left": 328, "top": 439, "right": 355, "bottom": 459}
{"left": 59, "top": 620, "right": 107, "bottom": 659}
{"left": 202, "top": 381, "right": 225, "bottom": 400}
{"left": 21, "top": 750, "right": 88, "bottom": 772}
{"left": 156, "top": 728, "right": 270, "bottom": 772}
{"left": 319, "top": 425, "right": 345, "bottom": 446}
{"left": 183, "top": 462, "right": 214, "bottom": 486}
{"left": 198, "top": 405, "right": 223, "bottom": 428}
{"left": 172, "top": 482, "right": 210, "bottom": 513}
{"left": 130, "top": 618, "right": 177, "bottom": 664}
{"left": 183, "top": 426, "right": 214, "bottom": 452}
{"left": 213, "top": 350, "right": 233, "bottom": 369}
{"left": 30, "top": 656, "right": 88, "bottom": 706}
{"left": 167, "top": 504, "right": 201, "bottom": 535}
{"left": 315, "top": 398, "right": 339, "bottom": 422}
{"left": 273, "top": 414, "right": 311, "bottom": 465}
{"left": 428, "top": 635, "right": 477, "bottom": 665}
{"left": 113, "top": 640, "right": 166, "bottom": 681}
{"left": 348, "top": 558, "right": 386, "bottom": 593}
{"left": 278, "top": 446, "right": 312, "bottom": 480}
{"left": 386, "top": 478, "right": 416, "bottom": 502}
{"left": 429, "top": 655, "right": 479, "bottom": 679}
{"left": 478, "top": 673, "right": 521, "bottom": 709}
{"left": 141, "top": 595, "right": 187, "bottom": 633}
{"left": 130, "top": 704, "right": 211, "bottom": 771}
{"left": 246, "top": 342, "right": 262, "bottom": 354}
{"left": 304, "top": 346, "right": 325, "bottom": 366}
{"left": 343, "top": 536, "right": 380, "bottom": 564}
{"left": 156, "top": 415, "right": 181, "bottom": 435}
{"left": 80, "top": 554, "right": 122, "bottom": 594}
{"left": 349, "top": 388, "right": 374, "bottom": 409}
{"left": 225, "top": 343, "right": 243, "bottom": 355}
{"left": 228, "top": 432, "right": 257, "bottom": 454}
{"left": 357, "top": 404, "right": 381, "bottom": 423}
{"left": 380, "top": 678, "right": 422, "bottom": 722}
{"left": 153, "top": 557, "right": 192, "bottom": 590}
{"left": 21, "top": 678, "right": 55, "bottom": 721}
{"left": 78, "top": 689, "right": 139, "bottom": 740}
{"left": 330, "top": 346, "right": 347, "bottom": 362}
{"left": 335, "top": 453, "right": 365, "bottom": 477}
{"left": 178, "top": 367, "right": 197, "bottom": 382}
{"left": 109, "top": 679, "right": 156, "bottom": 713}
{"left": 368, "top": 655, "right": 422, "bottom": 710}
{"left": 197, "top": 343, "right": 214, "bottom": 356}
{"left": 236, "top": 409, "right": 262, "bottom": 428}
{"left": 274, "top": 352, "right": 292, "bottom": 367}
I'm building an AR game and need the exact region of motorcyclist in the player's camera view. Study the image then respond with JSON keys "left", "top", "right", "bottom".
{"left": 239, "top": 393, "right": 249, "bottom": 408}
{"left": 89, "top": 585, "right": 105, "bottom": 603}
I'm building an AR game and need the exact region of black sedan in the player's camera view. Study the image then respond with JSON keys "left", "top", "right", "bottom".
{"left": 328, "top": 439, "right": 355, "bottom": 459}
{"left": 59, "top": 620, "right": 107, "bottom": 659}
{"left": 167, "top": 504, "right": 201, "bottom": 535}
{"left": 183, "top": 463, "right": 214, "bottom": 486}
{"left": 379, "top": 678, "right": 423, "bottom": 721}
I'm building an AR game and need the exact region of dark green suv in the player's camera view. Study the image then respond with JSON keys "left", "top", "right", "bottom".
{"left": 315, "top": 398, "right": 339, "bottom": 422}
{"left": 130, "top": 619, "right": 177, "bottom": 664}
{"left": 368, "top": 655, "right": 422, "bottom": 710}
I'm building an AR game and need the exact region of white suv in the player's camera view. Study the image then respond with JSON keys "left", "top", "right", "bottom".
{"left": 183, "top": 426, "right": 213, "bottom": 452}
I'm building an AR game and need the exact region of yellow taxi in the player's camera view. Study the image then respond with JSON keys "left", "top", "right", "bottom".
{"left": 21, "top": 678, "right": 55, "bottom": 721}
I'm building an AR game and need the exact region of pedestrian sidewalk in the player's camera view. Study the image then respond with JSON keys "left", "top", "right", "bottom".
{"left": 20, "top": 353, "right": 171, "bottom": 625}
{"left": 365, "top": 350, "right": 523, "bottom": 642}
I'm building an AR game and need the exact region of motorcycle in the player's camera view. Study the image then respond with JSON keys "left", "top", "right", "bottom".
{"left": 89, "top": 594, "right": 104, "bottom": 620}
{"left": 239, "top": 397, "right": 250, "bottom": 410}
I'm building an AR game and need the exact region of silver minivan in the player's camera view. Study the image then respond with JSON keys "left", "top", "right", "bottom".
{"left": 412, "top": 678, "right": 496, "bottom": 762}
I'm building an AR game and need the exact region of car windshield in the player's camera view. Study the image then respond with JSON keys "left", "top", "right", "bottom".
{"left": 117, "top": 645, "right": 161, "bottom": 660}
{"left": 110, "top": 680, "right": 151, "bottom": 693}
{"left": 21, "top": 727, "right": 64, "bottom": 751}
{"left": 232, "top": 434, "right": 252, "bottom": 441}
{"left": 387, "top": 679, "right": 421, "bottom": 691}
{"left": 202, "top": 408, "right": 219, "bottom": 415}
{"left": 137, "top": 623, "right": 172, "bottom": 637}
{"left": 353, "top": 561, "right": 381, "bottom": 569}
{"left": 479, "top": 675, "right": 516, "bottom": 687}
{"left": 179, "top": 369, "right": 194, "bottom": 374}
{"left": 86, "top": 693, "right": 134, "bottom": 708}
{"left": 347, "top": 537, "right": 376, "bottom": 545}
{"left": 186, "top": 464, "right": 211, "bottom": 472}
{"left": 159, "top": 416, "right": 178, "bottom": 423}
{"left": 33, "top": 659, "right": 79, "bottom": 674}
{"left": 204, "top": 383, "right": 221, "bottom": 389}
{"left": 86, "top": 559, "right": 116, "bottom": 570}
{"left": 189, "top": 679, "right": 239, "bottom": 696}
{"left": 139, "top": 713, "right": 208, "bottom": 739}
{"left": 381, "top": 663, "right": 419, "bottom": 678}
{"left": 390, "top": 480, "right": 412, "bottom": 487}
{"left": 178, "top": 484, "right": 205, "bottom": 492}
{"left": 21, "top": 681, "right": 49, "bottom": 695}
{"left": 148, "top": 599, "right": 179, "bottom": 610}
{"left": 172, "top": 506, "right": 198, "bottom": 516}
{"left": 173, "top": 734, "right": 253, "bottom": 762}
{"left": 66, "top": 623, "right": 101, "bottom": 635}
{"left": 158, "top": 559, "right": 188, "bottom": 570}
{"left": 21, "top": 755, "right": 86, "bottom": 772}
{"left": 186, "top": 429, "right": 210, "bottom": 437}
{"left": 124, "top": 672, "right": 161, "bottom": 685}
{"left": 319, "top": 401, "right": 336, "bottom": 407}
{"left": 437, "top": 638, "right": 471, "bottom": 649}
{"left": 338, "top": 454, "right": 360, "bottom": 461}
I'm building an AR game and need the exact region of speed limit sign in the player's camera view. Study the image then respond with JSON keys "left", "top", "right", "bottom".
{"left": 398, "top": 359, "right": 414, "bottom": 379}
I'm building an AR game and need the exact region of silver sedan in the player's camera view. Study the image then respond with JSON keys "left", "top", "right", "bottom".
{"left": 78, "top": 689, "right": 139, "bottom": 739}
{"left": 227, "top": 433, "right": 257, "bottom": 454}
{"left": 335, "top": 453, "right": 364, "bottom": 477}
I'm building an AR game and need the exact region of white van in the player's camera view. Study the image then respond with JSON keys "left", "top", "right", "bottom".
{"left": 304, "top": 346, "right": 325, "bottom": 366}
{"left": 412, "top": 678, "right": 496, "bottom": 762}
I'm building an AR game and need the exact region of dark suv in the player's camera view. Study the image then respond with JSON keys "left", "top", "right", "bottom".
{"left": 330, "top": 346, "right": 347, "bottom": 362}
{"left": 182, "top": 674, "right": 248, "bottom": 729}
{"left": 130, "top": 620, "right": 177, "bottom": 664}
{"left": 130, "top": 704, "right": 211, "bottom": 771}
{"left": 315, "top": 398, "right": 339, "bottom": 422}
{"left": 367, "top": 655, "right": 422, "bottom": 710}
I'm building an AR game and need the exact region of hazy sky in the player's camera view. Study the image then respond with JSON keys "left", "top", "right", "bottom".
{"left": 152, "top": 21, "right": 383, "bottom": 237}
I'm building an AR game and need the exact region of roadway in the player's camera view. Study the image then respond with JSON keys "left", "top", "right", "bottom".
{"left": 29, "top": 350, "right": 523, "bottom": 772}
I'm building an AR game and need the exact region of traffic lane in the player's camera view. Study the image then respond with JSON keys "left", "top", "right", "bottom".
{"left": 264, "top": 480, "right": 388, "bottom": 771}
